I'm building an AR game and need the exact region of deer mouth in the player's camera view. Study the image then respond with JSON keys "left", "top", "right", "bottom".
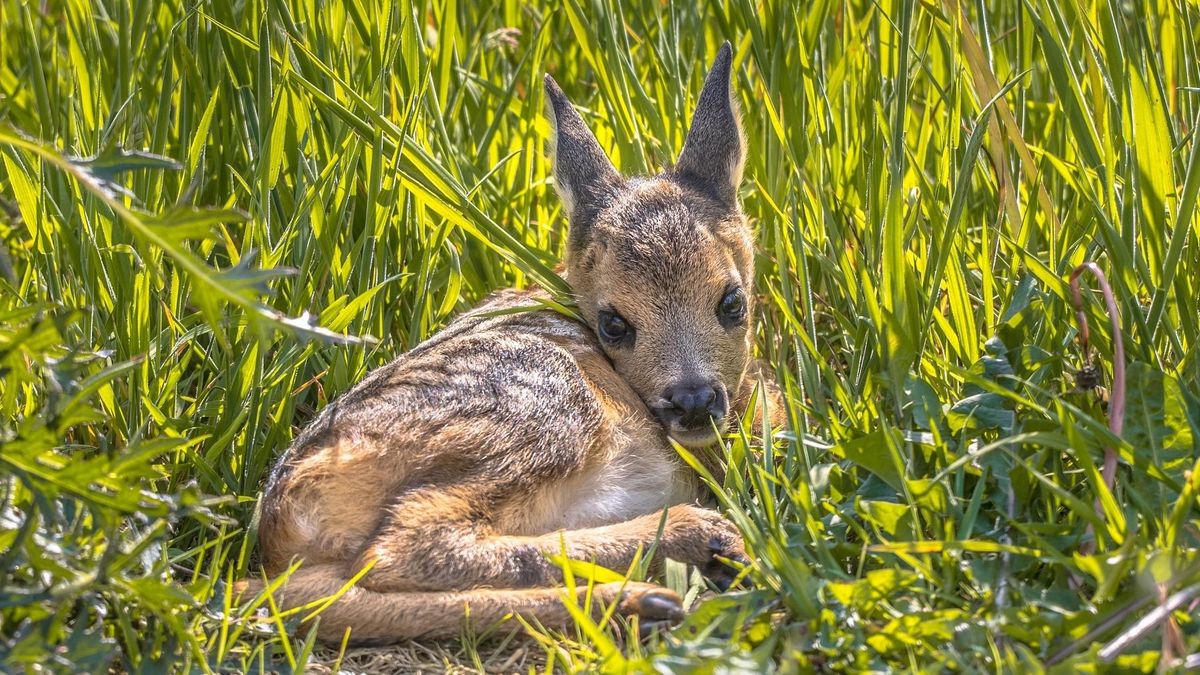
{"left": 664, "top": 424, "right": 725, "bottom": 449}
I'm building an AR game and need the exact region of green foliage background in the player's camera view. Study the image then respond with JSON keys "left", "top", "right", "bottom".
{"left": 1, "top": 0, "right": 1199, "bottom": 671}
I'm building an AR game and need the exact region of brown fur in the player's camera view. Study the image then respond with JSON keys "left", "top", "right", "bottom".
{"left": 242, "top": 43, "right": 785, "bottom": 644}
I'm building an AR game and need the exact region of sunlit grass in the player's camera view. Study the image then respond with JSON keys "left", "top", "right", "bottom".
{"left": 1, "top": 0, "right": 1198, "bottom": 671}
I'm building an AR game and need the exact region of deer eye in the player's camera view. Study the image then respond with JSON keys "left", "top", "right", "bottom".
{"left": 717, "top": 287, "right": 747, "bottom": 327}
{"left": 597, "top": 310, "right": 634, "bottom": 346}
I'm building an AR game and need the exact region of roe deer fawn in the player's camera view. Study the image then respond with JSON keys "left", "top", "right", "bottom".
{"left": 243, "top": 43, "right": 783, "bottom": 644}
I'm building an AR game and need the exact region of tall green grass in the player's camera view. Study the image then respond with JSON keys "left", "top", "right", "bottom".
{"left": 1, "top": 0, "right": 1198, "bottom": 670}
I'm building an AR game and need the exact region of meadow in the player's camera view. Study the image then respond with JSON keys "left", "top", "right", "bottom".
{"left": 1, "top": 0, "right": 1199, "bottom": 671}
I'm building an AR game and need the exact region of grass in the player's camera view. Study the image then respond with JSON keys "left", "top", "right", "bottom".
{"left": 1, "top": 0, "right": 1199, "bottom": 671}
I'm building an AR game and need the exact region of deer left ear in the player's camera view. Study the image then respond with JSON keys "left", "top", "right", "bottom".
{"left": 673, "top": 42, "right": 745, "bottom": 208}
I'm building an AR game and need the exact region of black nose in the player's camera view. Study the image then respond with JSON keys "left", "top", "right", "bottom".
{"left": 657, "top": 381, "right": 727, "bottom": 430}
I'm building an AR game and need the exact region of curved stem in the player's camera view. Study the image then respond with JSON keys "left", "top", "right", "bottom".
{"left": 1069, "top": 263, "right": 1127, "bottom": 556}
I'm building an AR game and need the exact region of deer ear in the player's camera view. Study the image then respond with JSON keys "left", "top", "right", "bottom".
{"left": 544, "top": 75, "right": 623, "bottom": 247}
{"left": 673, "top": 42, "right": 745, "bottom": 207}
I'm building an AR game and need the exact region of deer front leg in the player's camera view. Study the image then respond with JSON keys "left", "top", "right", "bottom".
{"left": 352, "top": 485, "right": 746, "bottom": 593}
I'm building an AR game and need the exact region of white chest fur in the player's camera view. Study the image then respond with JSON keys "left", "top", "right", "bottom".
{"left": 565, "top": 450, "right": 698, "bottom": 529}
{"left": 512, "top": 443, "right": 700, "bottom": 535}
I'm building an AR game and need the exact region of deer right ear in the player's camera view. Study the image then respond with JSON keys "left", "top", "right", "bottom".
{"left": 673, "top": 43, "right": 745, "bottom": 208}
{"left": 544, "top": 75, "right": 622, "bottom": 247}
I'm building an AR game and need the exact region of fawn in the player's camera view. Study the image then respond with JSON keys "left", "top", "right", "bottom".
{"left": 243, "top": 43, "right": 782, "bottom": 643}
